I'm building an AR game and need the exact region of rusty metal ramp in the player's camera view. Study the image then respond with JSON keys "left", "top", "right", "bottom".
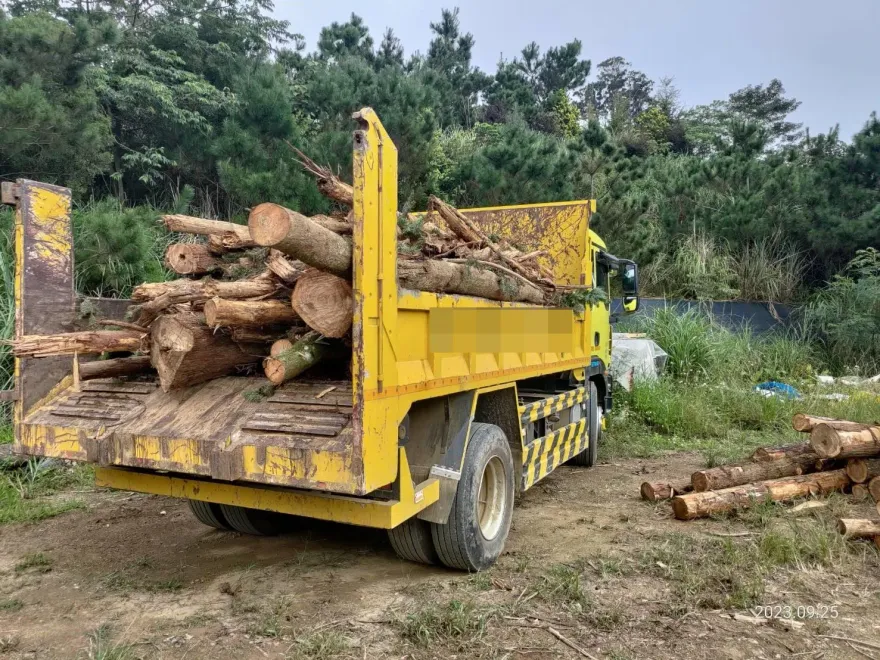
{"left": 20, "top": 377, "right": 360, "bottom": 494}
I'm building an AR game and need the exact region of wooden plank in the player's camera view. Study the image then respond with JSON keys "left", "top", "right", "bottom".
{"left": 79, "top": 381, "right": 157, "bottom": 394}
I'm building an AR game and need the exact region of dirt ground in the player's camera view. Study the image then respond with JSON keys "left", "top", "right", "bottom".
{"left": 2, "top": 454, "right": 880, "bottom": 660}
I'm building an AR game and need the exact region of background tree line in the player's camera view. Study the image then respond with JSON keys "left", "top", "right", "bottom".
{"left": 0, "top": 0, "right": 878, "bottom": 305}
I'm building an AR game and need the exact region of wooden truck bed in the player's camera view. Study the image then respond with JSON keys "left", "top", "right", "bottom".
{"left": 21, "top": 377, "right": 357, "bottom": 492}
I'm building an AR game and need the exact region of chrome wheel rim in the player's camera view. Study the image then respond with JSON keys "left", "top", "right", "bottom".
{"left": 477, "top": 456, "right": 506, "bottom": 540}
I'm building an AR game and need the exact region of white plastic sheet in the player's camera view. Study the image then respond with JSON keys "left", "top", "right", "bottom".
{"left": 610, "top": 334, "right": 669, "bottom": 392}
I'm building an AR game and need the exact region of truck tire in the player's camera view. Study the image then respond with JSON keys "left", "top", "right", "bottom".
{"left": 218, "top": 504, "right": 282, "bottom": 536}
{"left": 187, "top": 499, "right": 231, "bottom": 530}
{"left": 569, "top": 382, "right": 600, "bottom": 467}
{"left": 388, "top": 518, "right": 438, "bottom": 564}
{"left": 430, "top": 423, "right": 514, "bottom": 571}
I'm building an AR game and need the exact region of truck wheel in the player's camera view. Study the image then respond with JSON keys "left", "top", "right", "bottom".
{"left": 219, "top": 504, "right": 282, "bottom": 536}
{"left": 187, "top": 499, "right": 231, "bottom": 530}
{"left": 569, "top": 382, "right": 600, "bottom": 467}
{"left": 431, "top": 423, "right": 514, "bottom": 571}
{"left": 388, "top": 518, "right": 438, "bottom": 564}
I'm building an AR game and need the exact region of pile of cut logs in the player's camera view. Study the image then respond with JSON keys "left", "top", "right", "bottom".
{"left": 642, "top": 414, "right": 880, "bottom": 545}
{"left": 9, "top": 151, "right": 561, "bottom": 393}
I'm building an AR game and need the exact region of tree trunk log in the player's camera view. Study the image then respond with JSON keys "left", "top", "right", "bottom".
{"left": 398, "top": 259, "right": 545, "bottom": 304}
{"left": 845, "top": 458, "right": 880, "bottom": 484}
{"left": 750, "top": 442, "right": 816, "bottom": 462}
{"left": 312, "top": 214, "right": 353, "bottom": 234}
{"left": 263, "top": 331, "right": 329, "bottom": 385}
{"left": 266, "top": 250, "right": 305, "bottom": 285}
{"left": 131, "top": 276, "right": 281, "bottom": 327}
{"left": 671, "top": 470, "right": 851, "bottom": 520}
{"left": 78, "top": 355, "right": 152, "bottom": 380}
{"left": 291, "top": 269, "right": 354, "bottom": 338}
{"left": 792, "top": 413, "right": 870, "bottom": 433}
{"left": 151, "top": 315, "right": 262, "bottom": 391}
{"left": 204, "top": 298, "right": 299, "bottom": 328}
{"left": 162, "top": 214, "right": 252, "bottom": 242}
{"left": 851, "top": 484, "right": 870, "bottom": 502}
{"left": 289, "top": 145, "right": 354, "bottom": 206}
{"left": 10, "top": 331, "right": 146, "bottom": 357}
{"left": 691, "top": 454, "right": 821, "bottom": 492}
{"left": 248, "top": 203, "right": 352, "bottom": 277}
{"left": 207, "top": 231, "right": 256, "bottom": 254}
{"left": 811, "top": 423, "right": 880, "bottom": 458}
{"left": 230, "top": 328, "right": 296, "bottom": 344}
{"left": 165, "top": 243, "right": 220, "bottom": 275}
{"left": 837, "top": 518, "right": 880, "bottom": 538}
{"left": 640, "top": 481, "right": 692, "bottom": 501}
{"left": 270, "top": 339, "right": 293, "bottom": 357}
{"left": 869, "top": 476, "right": 880, "bottom": 503}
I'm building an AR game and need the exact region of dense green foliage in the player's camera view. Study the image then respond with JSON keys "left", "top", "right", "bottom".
{"left": 1, "top": 1, "right": 877, "bottom": 296}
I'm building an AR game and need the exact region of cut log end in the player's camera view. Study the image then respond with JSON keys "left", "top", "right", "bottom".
{"left": 640, "top": 481, "right": 689, "bottom": 501}
{"left": 270, "top": 339, "right": 293, "bottom": 357}
{"left": 291, "top": 270, "right": 354, "bottom": 338}
{"left": 811, "top": 423, "right": 842, "bottom": 458}
{"left": 851, "top": 484, "right": 870, "bottom": 502}
{"left": 868, "top": 476, "right": 880, "bottom": 503}
{"left": 248, "top": 203, "right": 291, "bottom": 246}
{"left": 165, "top": 243, "right": 219, "bottom": 276}
{"left": 837, "top": 518, "right": 880, "bottom": 538}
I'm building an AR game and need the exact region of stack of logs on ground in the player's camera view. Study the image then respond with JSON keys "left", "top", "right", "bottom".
{"left": 8, "top": 150, "right": 564, "bottom": 393}
{"left": 642, "top": 414, "right": 880, "bottom": 548}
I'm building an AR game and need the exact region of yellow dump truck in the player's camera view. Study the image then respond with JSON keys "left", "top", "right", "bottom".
{"left": 3, "top": 109, "right": 638, "bottom": 571}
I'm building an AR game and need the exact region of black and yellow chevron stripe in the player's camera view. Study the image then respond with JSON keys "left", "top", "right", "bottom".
{"left": 521, "top": 417, "right": 588, "bottom": 489}
{"left": 518, "top": 385, "right": 587, "bottom": 424}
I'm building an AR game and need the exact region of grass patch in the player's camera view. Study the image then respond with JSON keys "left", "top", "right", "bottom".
{"left": 247, "top": 597, "right": 290, "bottom": 638}
{"left": 82, "top": 623, "right": 134, "bottom": 660}
{"left": 101, "top": 560, "right": 184, "bottom": 594}
{"left": 286, "top": 629, "right": 350, "bottom": 659}
{"left": 644, "top": 515, "right": 875, "bottom": 613}
{"left": 15, "top": 552, "right": 52, "bottom": 573}
{"left": 535, "top": 563, "right": 590, "bottom": 610}
{"left": 399, "top": 599, "right": 494, "bottom": 649}
{"left": 0, "top": 458, "right": 93, "bottom": 525}
{"left": 0, "top": 598, "right": 23, "bottom": 612}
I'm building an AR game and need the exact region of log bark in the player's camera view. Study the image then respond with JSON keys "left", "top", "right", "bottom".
{"left": 312, "top": 214, "right": 353, "bottom": 234}
{"left": 398, "top": 259, "right": 545, "bottom": 304}
{"left": 131, "top": 276, "right": 281, "bottom": 327}
{"left": 248, "top": 203, "right": 352, "bottom": 278}
{"left": 749, "top": 442, "right": 816, "bottom": 462}
{"left": 204, "top": 298, "right": 299, "bottom": 328}
{"left": 162, "top": 214, "right": 252, "bottom": 243}
{"left": 671, "top": 470, "right": 851, "bottom": 520}
{"left": 289, "top": 145, "right": 354, "bottom": 206}
{"left": 792, "top": 413, "right": 870, "bottom": 433}
{"left": 429, "top": 196, "right": 539, "bottom": 281}
{"left": 640, "top": 481, "right": 692, "bottom": 501}
{"left": 851, "top": 484, "right": 870, "bottom": 502}
{"left": 691, "top": 454, "right": 822, "bottom": 492}
{"left": 10, "top": 330, "right": 146, "bottom": 357}
{"left": 811, "top": 423, "right": 880, "bottom": 458}
{"left": 868, "top": 476, "right": 880, "bottom": 503}
{"left": 266, "top": 250, "right": 305, "bottom": 285}
{"left": 845, "top": 458, "right": 880, "bottom": 484}
{"left": 165, "top": 243, "right": 220, "bottom": 275}
{"left": 291, "top": 269, "right": 354, "bottom": 338}
{"left": 207, "top": 231, "right": 256, "bottom": 254}
{"left": 230, "top": 328, "right": 295, "bottom": 344}
{"left": 78, "top": 355, "right": 153, "bottom": 380}
{"left": 270, "top": 339, "right": 293, "bottom": 357}
{"left": 837, "top": 518, "right": 880, "bottom": 538}
{"left": 263, "top": 331, "right": 329, "bottom": 385}
{"left": 151, "top": 315, "right": 262, "bottom": 391}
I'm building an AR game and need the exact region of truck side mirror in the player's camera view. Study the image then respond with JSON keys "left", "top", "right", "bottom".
{"left": 621, "top": 262, "right": 639, "bottom": 313}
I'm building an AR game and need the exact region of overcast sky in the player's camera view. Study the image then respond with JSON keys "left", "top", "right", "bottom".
{"left": 274, "top": 0, "right": 879, "bottom": 140}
